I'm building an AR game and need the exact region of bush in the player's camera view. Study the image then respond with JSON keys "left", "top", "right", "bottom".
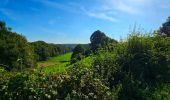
{"left": 92, "top": 34, "right": 170, "bottom": 99}
{"left": 0, "top": 21, "right": 36, "bottom": 71}
{"left": 0, "top": 64, "right": 112, "bottom": 100}
{"left": 71, "top": 44, "right": 85, "bottom": 64}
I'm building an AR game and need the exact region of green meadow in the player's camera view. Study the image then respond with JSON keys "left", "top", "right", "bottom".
{"left": 38, "top": 52, "right": 72, "bottom": 74}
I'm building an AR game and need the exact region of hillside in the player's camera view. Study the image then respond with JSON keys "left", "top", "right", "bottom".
{"left": 61, "top": 44, "right": 90, "bottom": 50}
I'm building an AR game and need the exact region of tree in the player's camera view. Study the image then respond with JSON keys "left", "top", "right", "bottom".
{"left": 0, "top": 21, "right": 6, "bottom": 30}
{"left": 90, "top": 30, "right": 106, "bottom": 52}
{"left": 0, "top": 21, "right": 36, "bottom": 71}
{"left": 71, "top": 44, "right": 85, "bottom": 64}
{"left": 72, "top": 44, "right": 85, "bottom": 54}
{"left": 90, "top": 30, "right": 117, "bottom": 52}
{"left": 160, "top": 17, "right": 170, "bottom": 36}
{"left": 30, "top": 41, "right": 49, "bottom": 61}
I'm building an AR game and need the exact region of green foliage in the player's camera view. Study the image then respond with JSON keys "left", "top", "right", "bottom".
{"left": 38, "top": 52, "right": 72, "bottom": 66}
{"left": 42, "top": 62, "right": 69, "bottom": 74}
{"left": 0, "top": 70, "right": 60, "bottom": 99}
{"left": 0, "top": 65, "right": 111, "bottom": 100}
{"left": 67, "top": 64, "right": 111, "bottom": 100}
{"left": 31, "top": 41, "right": 70, "bottom": 61}
{"left": 92, "top": 33, "right": 170, "bottom": 99}
{"left": 71, "top": 44, "right": 85, "bottom": 64}
{"left": 120, "top": 35, "right": 170, "bottom": 86}
{"left": 0, "top": 66, "right": 6, "bottom": 73}
{"left": 37, "top": 53, "right": 72, "bottom": 74}
{"left": 152, "top": 84, "right": 170, "bottom": 100}
{"left": 90, "top": 30, "right": 117, "bottom": 52}
{"left": 72, "top": 44, "right": 85, "bottom": 55}
{"left": 0, "top": 21, "right": 36, "bottom": 71}
{"left": 93, "top": 52, "right": 119, "bottom": 87}
{"left": 160, "top": 16, "right": 170, "bottom": 36}
{"left": 75, "top": 56, "right": 94, "bottom": 68}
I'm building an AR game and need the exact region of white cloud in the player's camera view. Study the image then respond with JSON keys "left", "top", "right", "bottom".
{"left": 82, "top": 7, "right": 117, "bottom": 22}
{"left": 128, "top": 0, "right": 151, "bottom": 4}
{"left": 87, "top": 12, "right": 117, "bottom": 22}
{"left": 102, "top": 0, "right": 142, "bottom": 15}
{"left": 116, "top": 1, "right": 139, "bottom": 14}
{"left": 32, "top": 0, "right": 170, "bottom": 22}
{"left": 102, "top": 0, "right": 169, "bottom": 16}
{"left": 33, "top": 0, "right": 117, "bottom": 22}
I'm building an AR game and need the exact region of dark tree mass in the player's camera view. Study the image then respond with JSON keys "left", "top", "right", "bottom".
{"left": 0, "top": 21, "right": 36, "bottom": 71}
{"left": 160, "top": 17, "right": 170, "bottom": 36}
{"left": 90, "top": 30, "right": 117, "bottom": 52}
{"left": 71, "top": 44, "right": 85, "bottom": 64}
{"left": 30, "top": 41, "right": 70, "bottom": 61}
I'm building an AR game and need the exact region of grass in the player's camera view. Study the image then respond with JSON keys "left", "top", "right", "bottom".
{"left": 37, "top": 52, "right": 72, "bottom": 74}
{"left": 42, "top": 62, "right": 70, "bottom": 74}
{"left": 38, "top": 53, "right": 72, "bottom": 67}
{"left": 75, "top": 56, "right": 94, "bottom": 68}
{"left": 68, "top": 56, "right": 94, "bottom": 71}
{"left": 37, "top": 52, "right": 94, "bottom": 74}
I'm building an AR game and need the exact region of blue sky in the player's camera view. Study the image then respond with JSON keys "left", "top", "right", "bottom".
{"left": 0, "top": 0, "right": 170, "bottom": 43}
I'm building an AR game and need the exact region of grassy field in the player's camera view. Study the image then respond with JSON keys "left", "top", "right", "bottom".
{"left": 37, "top": 52, "right": 94, "bottom": 74}
{"left": 72, "top": 56, "right": 94, "bottom": 68}
{"left": 38, "top": 52, "right": 72, "bottom": 74}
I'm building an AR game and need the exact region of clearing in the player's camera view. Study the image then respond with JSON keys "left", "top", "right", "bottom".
{"left": 38, "top": 52, "right": 72, "bottom": 74}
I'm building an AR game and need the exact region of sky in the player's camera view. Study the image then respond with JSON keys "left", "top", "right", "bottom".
{"left": 0, "top": 0, "right": 170, "bottom": 44}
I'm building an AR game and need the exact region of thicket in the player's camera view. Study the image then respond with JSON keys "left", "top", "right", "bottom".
{"left": 0, "top": 21, "right": 36, "bottom": 71}
{"left": 93, "top": 34, "right": 170, "bottom": 99}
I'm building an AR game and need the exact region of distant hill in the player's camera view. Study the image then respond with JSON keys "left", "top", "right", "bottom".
{"left": 30, "top": 41, "right": 89, "bottom": 51}
{"left": 60, "top": 44, "right": 90, "bottom": 50}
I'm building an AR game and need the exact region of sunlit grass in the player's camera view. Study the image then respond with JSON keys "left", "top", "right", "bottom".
{"left": 75, "top": 56, "right": 94, "bottom": 68}
{"left": 37, "top": 52, "right": 72, "bottom": 74}
{"left": 38, "top": 53, "right": 72, "bottom": 66}
{"left": 37, "top": 52, "right": 94, "bottom": 74}
{"left": 42, "top": 62, "right": 70, "bottom": 74}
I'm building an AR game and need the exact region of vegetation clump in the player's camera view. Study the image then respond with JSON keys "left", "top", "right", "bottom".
{"left": 0, "top": 21, "right": 36, "bottom": 71}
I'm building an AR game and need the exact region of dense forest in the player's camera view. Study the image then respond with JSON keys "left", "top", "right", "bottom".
{"left": 0, "top": 17, "right": 170, "bottom": 100}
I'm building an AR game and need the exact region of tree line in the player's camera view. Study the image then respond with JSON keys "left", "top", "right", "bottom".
{"left": 30, "top": 41, "right": 70, "bottom": 61}
{"left": 0, "top": 21, "right": 71, "bottom": 71}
